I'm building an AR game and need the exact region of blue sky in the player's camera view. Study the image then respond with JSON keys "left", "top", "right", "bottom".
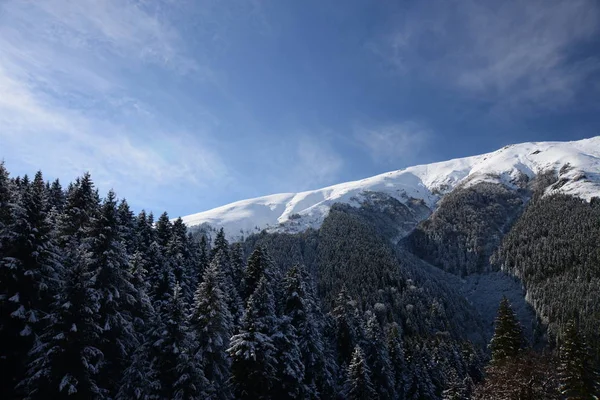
{"left": 1, "top": 0, "right": 599, "bottom": 217}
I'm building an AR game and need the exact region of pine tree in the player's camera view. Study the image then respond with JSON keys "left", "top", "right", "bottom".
{"left": 404, "top": 349, "right": 436, "bottom": 400}
{"left": 117, "top": 199, "right": 136, "bottom": 253}
{"left": 331, "top": 287, "right": 363, "bottom": 368}
{"left": 47, "top": 179, "right": 65, "bottom": 213}
{"left": 166, "top": 218, "right": 194, "bottom": 302}
{"left": 489, "top": 296, "right": 523, "bottom": 364}
{"left": 243, "top": 246, "right": 273, "bottom": 301}
{"left": 282, "top": 265, "right": 335, "bottom": 398}
{"left": 149, "top": 284, "right": 207, "bottom": 399}
{"left": 387, "top": 323, "right": 407, "bottom": 399}
{"left": 228, "top": 277, "right": 278, "bottom": 400}
{"left": 210, "top": 228, "right": 229, "bottom": 261}
{"left": 230, "top": 243, "right": 245, "bottom": 297}
{"left": 213, "top": 247, "right": 244, "bottom": 327}
{"left": 364, "top": 313, "right": 396, "bottom": 400}
{"left": 154, "top": 212, "right": 171, "bottom": 249}
{"left": 21, "top": 242, "right": 105, "bottom": 399}
{"left": 189, "top": 259, "right": 233, "bottom": 399}
{"left": 57, "top": 172, "right": 99, "bottom": 244}
{"left": 146, "top": 241, "right": 174, "bottom": 306}
{"left": 1, "top": 170, "right": 62, "bottom": 398}
{"left": 344, "top": 346, "right": 378, "bottom": 400}
{"left": 87, "top": 190, "right": 137, "bottom": 395}
{"left": 558, "top": 320, "right": 599, "bottom": 399}
{"left": 272, "top": 317, "right": 306, "bottom": 400}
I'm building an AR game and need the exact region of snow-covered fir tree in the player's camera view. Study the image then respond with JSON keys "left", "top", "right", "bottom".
{"left": 189, "top": 258, "right": 234, "bottom": 399}
{"left": 489, "top": 296, "right": 523, "bottom": 365}
{"left": 558, "top": 319, "right": 599, "bottom": 399}
{"left": 228, "top": 276, "right": 278, "bottom": 400}
{"left": 86, "top": 190, "right": 138, "bottom": 395}
{"left": 282, "top": 264, "right": 335, "bottom": 398}
{"left": 21, "top": 242, "right": 104, "bottom": 399}
{"left": 149, "top": 283, "right": 207, "bottom": 399}
{"left": 343, "top": 345, "right": 378, "bottom": 400}
{"left": 363, "top": 313, "right": 396, "bottom": 400}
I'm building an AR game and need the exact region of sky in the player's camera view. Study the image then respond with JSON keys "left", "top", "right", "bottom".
{"left": 1, "top": 0, "right": 600, "bottom": 217}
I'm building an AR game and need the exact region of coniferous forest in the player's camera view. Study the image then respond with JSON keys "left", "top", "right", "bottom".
{"left": 1, "top": 162, "right": 599, "bottom": 399}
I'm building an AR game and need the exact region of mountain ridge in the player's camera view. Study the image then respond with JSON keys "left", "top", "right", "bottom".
{"left": 181, "top": 136, "right": 600, "bottom": 239}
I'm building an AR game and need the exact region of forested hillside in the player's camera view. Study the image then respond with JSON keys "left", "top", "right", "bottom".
{"left": 1, "top": 162, "right": 599, "bottom": 399}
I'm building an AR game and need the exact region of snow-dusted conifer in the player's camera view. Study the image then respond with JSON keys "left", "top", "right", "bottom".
{"left": 150, "top": 283, "right": 207, "bottom": 399}
{"left": 489, "top": 297, "right": 523, "bottom": 364}
{"left": 87, "top": 190, "right": 137, "bottom": 395}
{"left": 558, "top": 319, "right": 599, "bottom": 399}
{"left": 228, "top": 276, "right": 278, "bottom": 400}
{"left": 344, "top": 345, "right": 377, "bottom": 400}
{"left": 21, "top": 242, "right": 104, "bottom": 399}
{"left": 364, "top": 313, "right": 396, "bottom": 400}
{"left": 189, "top": 258, "right": 233, "bottom": 399}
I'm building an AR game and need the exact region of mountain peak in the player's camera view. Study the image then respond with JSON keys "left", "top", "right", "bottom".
{"left": 181, "top": 137, "right": 600, "bottom": 239}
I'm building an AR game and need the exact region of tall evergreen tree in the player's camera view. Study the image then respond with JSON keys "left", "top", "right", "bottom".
{"left": 228, "top": 277, "right": 278, "bottom": 400}
{"left": 154, "top": 212, "right": 171, "bottom": 249}
{"left": 272, "top": 317, "right": 306, "bottom": 400}
{"left": 149, "top": 284, "right": 207, "bottom": 399}
{"left": 1, "top": 171, "right": 62, "bottom": 398}
{"left": 282, "top": 264, "right": 335, "bottom": 398}
{"left": 344, "top": 346, "right": 378, "bottom": 400}
{"left": 47, "top": 179, "right": 65, "bottom": 213}
{"left": 387, "top": 323, "right": 407, "bottom": 399}
{"left": 363, "top": 313, "right": 396, "bottom": 400}
{"left": 331, "top": 287, "right": 363, "bottom": 368}
{"left": 210, "top": 228, "right": 229, "bottom": 261}
{"left": 87, "top": 190, "right": 137, "bottom": 395}
{"left": 558, "top": 320, "right": 599, "bottom": 399}
{"left": 243, "top": 246, "right": 273, "bottom": 301}
{"left": 57, "top": 172, "right": 99, "bottom": 244}
{"left": 189, "top": 259, "right": 234, "bottom": 399}
{"left": 167, "top": 218, "right": 194, "bottom": 302}
{"left": 21, "top": 242, "right": 104, "bottom": 399}
{"left": 489, "top": 297, "right": 523, "bottom": 365}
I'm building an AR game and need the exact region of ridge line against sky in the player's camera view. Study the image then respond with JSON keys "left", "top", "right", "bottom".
{"left": 1, "top": 0, "right": 599, "bottom": 217}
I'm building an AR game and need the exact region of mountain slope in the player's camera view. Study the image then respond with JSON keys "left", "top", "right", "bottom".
{"left": 182, "top": 137, "right": 600, "bottom": 239}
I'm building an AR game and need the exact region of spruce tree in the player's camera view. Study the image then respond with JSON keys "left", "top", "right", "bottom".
{"left": 558, "top": 319, "right": 599, "bottom": 399}
{"left": 282, "top": 265, "right": 335, "bottom": 398}
{"left": 228, "top": 277, "right": 278, "bottom": 400}
{"left": 154, "top": 212, "right": 171, "bottom": 249}
{"left": 489, "top": 297, "right": 523, "bottom": 364}
{"left": 21, "top": 242, "right": 104, "bottom": 399}
{"left": 344, "top": 345, "right": 378, "bottom": 400}
{"left": 189, "top": 259, "right": 234, "bottom": 399}
{"left": 57, "top": 172, "right": 99, "bottom": 244}
{"left": 87, "top": 190, "right": 137, "bottom": 395}
{"left": 331, "top": 287, "right": 363, "bottom": 368}
{"left": 1, "top": 170, "right": 62, "bottom": 398}
{"left": 272, "top": 317, "right": 306, "bottom": 400}
{"left": 149, "top": 284, "right": 207, "bottom": 399}
{"left": 364, "top": 313, "right": 396, "bottom": 400}
{"left": 387, "top": 323, "right": 407, "bottom": 399}
{"left": 243, "top": 246, "right": 272, "bottom": 301}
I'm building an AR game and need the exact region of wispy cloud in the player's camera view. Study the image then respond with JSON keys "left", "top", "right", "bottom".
{"left": 0, "top": 0, "right": 229, "bottom": 211}
{"left": 354, "top": 122, "right": 431, "bottom": 166}
{"left": 370, "top": 0, "right": 600, "bottom": 111}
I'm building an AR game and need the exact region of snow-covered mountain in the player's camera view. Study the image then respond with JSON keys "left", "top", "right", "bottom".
{"left": 181, "top": 137, "right": 600, "bottom": 239}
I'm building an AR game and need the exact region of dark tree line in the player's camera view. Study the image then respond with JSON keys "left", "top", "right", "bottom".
{"left": 3, "top": 161, "right": 599, "bottom": 399}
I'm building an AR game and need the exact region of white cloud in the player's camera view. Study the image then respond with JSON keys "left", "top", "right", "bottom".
{"left": 371, "top": 0, "right": 600, "bottom": 111}
{"left": 0, "top": 0, "right": 230, "bottom": 210}
{"left": 355, "top": 122, "right": 430, "bottom": 165}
